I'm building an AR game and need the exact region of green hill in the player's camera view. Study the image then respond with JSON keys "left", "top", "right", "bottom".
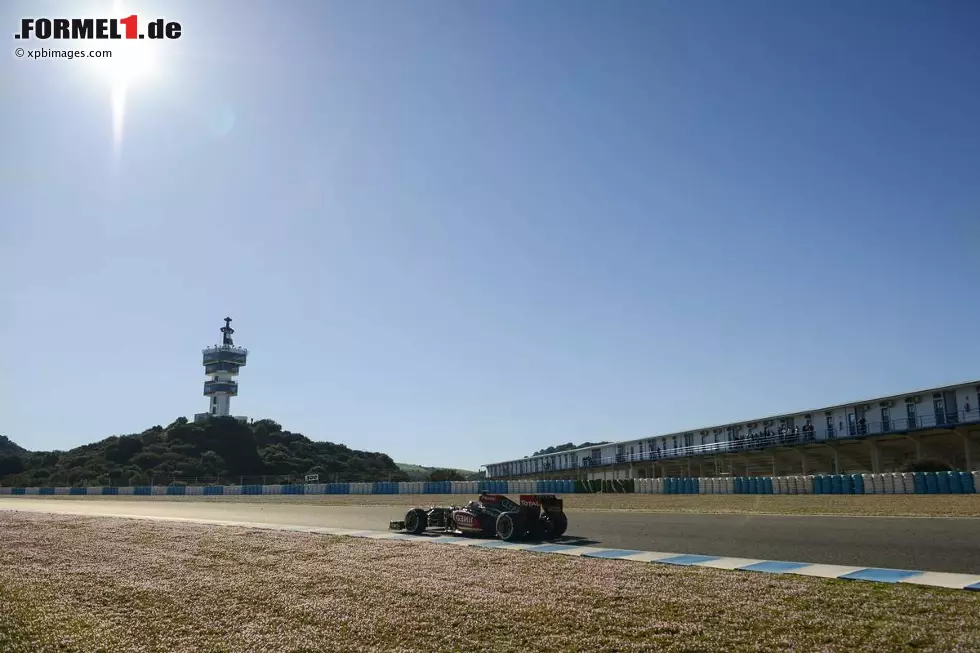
{"left": 396, "top": 462, "right": 480, "bottom": 481}
{"left": 0, "top": 418, "right": 408, "bottom": 487}
{"left": 531, "top": 441, "right": 610, "bottom": 457}
{"left": 0, "top": 435, "right": 27, "bottom": 456}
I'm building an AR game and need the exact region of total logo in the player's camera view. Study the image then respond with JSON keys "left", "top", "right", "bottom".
{"left": 15, "top": 16, "right": 182, "bottom": 41}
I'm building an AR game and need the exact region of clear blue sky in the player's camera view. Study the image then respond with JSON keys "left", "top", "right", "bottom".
{"left": 2, "top": 0, "right": 978, "bottom": 470}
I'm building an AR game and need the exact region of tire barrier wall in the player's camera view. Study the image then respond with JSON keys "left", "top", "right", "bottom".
{"left": 0, "top": 479, "right": 578, "bottom": 496}
{"left": 1, "top": 472, "right": 976, "bottom": 496}
{"left": 634, "top": 471, "right": 979, "bottom": 495}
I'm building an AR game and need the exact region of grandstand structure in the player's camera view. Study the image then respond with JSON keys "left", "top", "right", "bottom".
{"left": 482, "top": 381, "right": 980, "bottom": 479}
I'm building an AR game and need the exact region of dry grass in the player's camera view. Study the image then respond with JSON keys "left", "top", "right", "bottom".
{"left": 11, "top": 493, "right": 980, "bottom": 517}
{"left": 0, "top": 512, "right": 978, "bottom": 653}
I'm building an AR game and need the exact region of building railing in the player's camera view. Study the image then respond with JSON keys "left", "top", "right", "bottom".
{"left": 202, "top": 345, "right": 248, "bottom": 366}
{"left": 202, "top": 344, "right": 248, "bottom": 355}
{"left": 489, "top": 409, "right": 980, "bottom": 476}
{"left": 205, "top": 362, "right": 241, "bottom": 375}
{"left": 203, "top": 381, "right": 239, "bottom": 395}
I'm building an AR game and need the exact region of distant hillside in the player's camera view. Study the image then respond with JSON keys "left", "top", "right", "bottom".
{"left": 396, "top": 462, "right": 481, "bottom": 481}
{"left": 0, "top": 435, "right": 26, "bottom": 456}
{"left": 0, "top": 418, "right": 408, "bottom": 487}
{"left": 531, "top": 441, "right": 611, "bottom": 457}
{"left": 0, "top": 435, "right": 28, "bottom": 478}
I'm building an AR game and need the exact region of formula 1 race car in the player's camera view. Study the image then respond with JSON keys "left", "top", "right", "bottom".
{"left": 389, "top": 493, "right": 568, "bottom": 542}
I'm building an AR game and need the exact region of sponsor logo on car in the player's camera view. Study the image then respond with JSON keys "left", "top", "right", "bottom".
{"left": 454, "top": 513, "right": 476, "bottom": 527}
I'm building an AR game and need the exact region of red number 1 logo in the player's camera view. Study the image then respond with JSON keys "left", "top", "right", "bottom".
{"left": 120, "top": 14, "right": 138, "bottom": 39}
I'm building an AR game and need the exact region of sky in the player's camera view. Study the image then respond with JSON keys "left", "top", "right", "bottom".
{"left": 1, "top": 0, "right": 979, "bottom": 470}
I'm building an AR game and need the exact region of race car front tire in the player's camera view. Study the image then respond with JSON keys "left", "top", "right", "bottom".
{"left": 404, "top": 508, "right": 428, "bottom": 535}
{"left": 495, "top": 511, "right": 525, "bottom": 542}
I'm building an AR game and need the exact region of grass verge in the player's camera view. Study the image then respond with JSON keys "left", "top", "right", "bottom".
{"left": 0, "top": 512, "right": 978, "bottom": 652}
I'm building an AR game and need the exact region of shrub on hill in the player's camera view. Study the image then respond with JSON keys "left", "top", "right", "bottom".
{"left": 531, "top": 441, "right": 610, "bottom": 457}
{"left": 0, "top": 417, "right": 408, "bottom": 487}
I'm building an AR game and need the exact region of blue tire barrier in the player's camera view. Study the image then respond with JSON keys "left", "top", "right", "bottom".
{"left": 750, "top": 477, "right": 760, "bottom": 494}
{"left": 281, "top": 484, "right": 305, "bottom": 495}
{"left": 925, "top": 472, "right": 939, "bottom": 494}
{"left": 948, "top": 471, "right": 963, "bottom": 494}
{"left": 39, "top": 487, "right": 55, "bottom": 495}
{"left": 913, "top": 473, "right": 927, "bottom": 494}
{"left": 763, "top": 477, "right": 774, "bottom": 495}
{"left": 937, "top": 471, "right": 951, "bottom": 494}
{"left": 692, "top": 478, "right": 700, "bottom": 494}
{"left": 841, "top": 475, "right": 853, "bottom": 495}
{"left": 733, "top": 477, "right": 742, "bottom": 494}
{"left": 203, "top": 486, "right": 224, "bottom": 496}
{"left": 852, "top": 474, "right": 865, "bottom": 494}
{"left": 69, "top": 487, "right": 87, "bottom": 495}
{"left": 961, "top": 471, "right": 976, "bottom": 494}
{"left": 829, "top": 475, "right": 841, "bottom": 495}
{"left": 12, "top": 488, "right": 25, "bottom": 495}
{"left": 166, "top": 485, "right": 185, "bottom": 496}
{"left": 134, "top": 486, "right": 152, "bottom": 496}
{"left": 102, "top": 487, "right": 119, "bottom": 495}
{"left": 243, "top": 484, "right": 263, "bottom": 495}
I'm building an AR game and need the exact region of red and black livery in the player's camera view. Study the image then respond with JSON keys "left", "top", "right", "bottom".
{"left": 389, "top": 493, "right": 568, "bottom": 542}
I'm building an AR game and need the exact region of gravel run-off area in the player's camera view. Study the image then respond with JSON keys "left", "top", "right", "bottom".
{"left": 9, "top": 493, "right": 980, "bottom": 517}
{"left": 0, "top": 512, "right": 978, "bottom": 653}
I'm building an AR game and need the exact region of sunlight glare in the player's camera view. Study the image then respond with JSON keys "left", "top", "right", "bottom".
{"left": 87, "top": 0, "right": 162, "bottom": 155}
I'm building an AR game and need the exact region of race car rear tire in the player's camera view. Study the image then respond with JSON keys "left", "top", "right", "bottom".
{"left": 495, "top": 511, "right": 525, "bottom": 542}
{"left": 404, "top": 508, "right": 428, "bottom": 535}
{"left": 533, "top": 512, "right": 568, "bottom": 540}
{"left": 548, "top": 512, "right": 568, "bottom": 538}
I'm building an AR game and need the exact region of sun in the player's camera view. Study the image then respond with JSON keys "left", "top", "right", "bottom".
{"left": 84, "top": 0, "right": 161, "bottom": 155}
{"left": 102, "top": 41, "right": 158, "bottom": 153}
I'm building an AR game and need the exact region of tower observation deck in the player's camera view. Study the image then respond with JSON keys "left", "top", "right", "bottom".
{"left": 198, "top": 317, "right": 248, "bottom": 420}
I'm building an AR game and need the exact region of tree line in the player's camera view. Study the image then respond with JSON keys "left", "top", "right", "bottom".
{"left": 530, "top": 441, "right": 610, "bottom": 457}
{"left": 0, "top": 418, "right": 410, "bottom": 487}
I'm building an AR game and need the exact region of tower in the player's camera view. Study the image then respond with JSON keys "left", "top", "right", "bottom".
{"left": 199, "top": 317, "right": 248, "bottom": 419}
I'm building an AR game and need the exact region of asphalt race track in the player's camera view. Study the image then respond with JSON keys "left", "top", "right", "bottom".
{"left": 2, "top": 498, "right": 979, "bottom": 575}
